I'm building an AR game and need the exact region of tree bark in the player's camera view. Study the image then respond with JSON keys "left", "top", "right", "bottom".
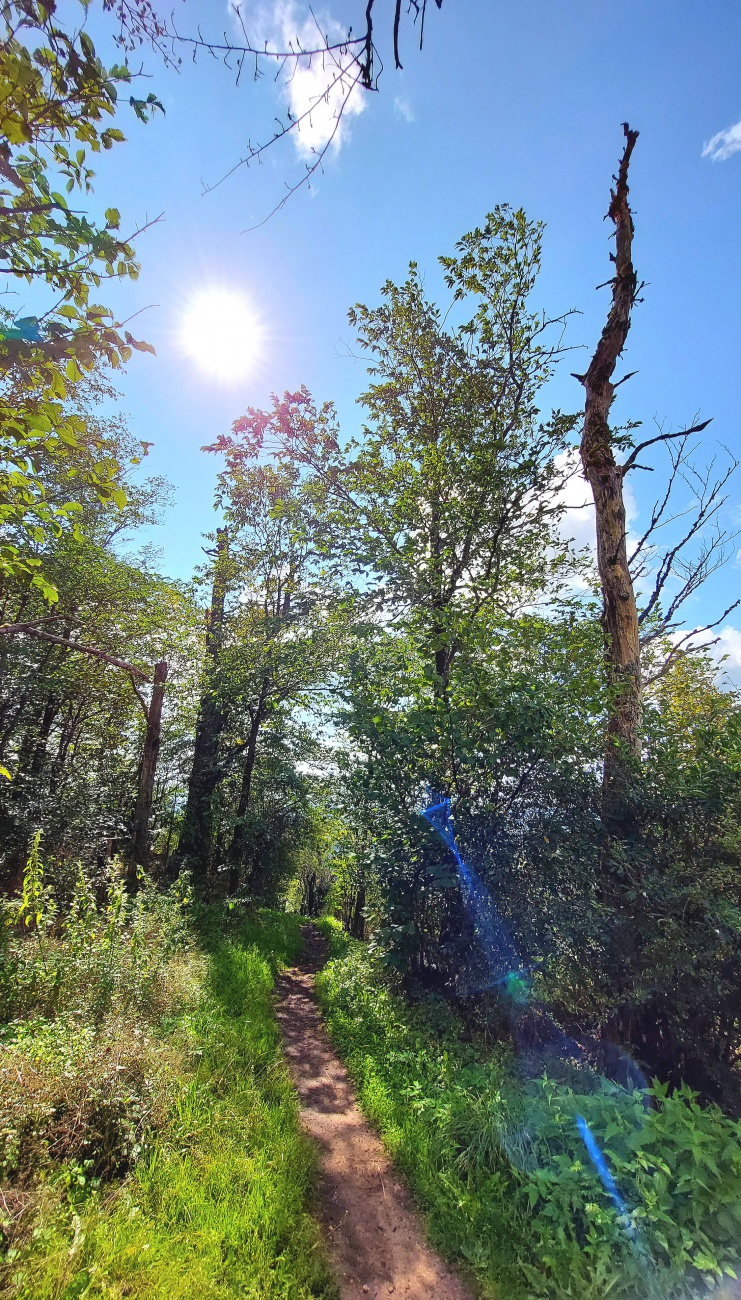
{"left": 350, "top": 883, "right": 366, "bottom": 939}
{"left": 227, "top": 679, "right": 269, "bottom": 893}
{"left": 174, "top": 527, "right": 229, "bottom": 885}
{"left": 579, "top": 124, "right": 642, "bottom": 836}
{"left": 130, "top": 659, "right": 168, "bottom": 871}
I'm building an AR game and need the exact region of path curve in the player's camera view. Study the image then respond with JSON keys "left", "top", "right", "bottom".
{"left": 274, "top": 926, "right": 473, "bottom": 1300}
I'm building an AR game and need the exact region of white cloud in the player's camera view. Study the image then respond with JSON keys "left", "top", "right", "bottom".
{"left": 669, "top": 625, "right": 741, "bottom": 688}
{"left": 702, "top": 118, "right": 741, "bottom": 162}
{"left": 717, "top": 625, "right": 741, "bottom": 669}
{"left": 232, "top": 2, "right": 366, "bottom": 158}
{"left": 553, "top": 448, "right": 638, "bottom": 558}
{"left": 394, "top": 96, "right": 415, "bottom": 123}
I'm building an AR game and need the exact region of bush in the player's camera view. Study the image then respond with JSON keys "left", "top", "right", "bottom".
{"left": 316, "top": 940, "right": 741, "bottom": 1299}
{"left": 1, "top": 884, "right": 335, "bottom": 1299}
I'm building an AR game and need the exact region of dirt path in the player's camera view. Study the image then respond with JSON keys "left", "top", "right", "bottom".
{"left": 274, "top": 926, "right": 473, "bottom": 1300}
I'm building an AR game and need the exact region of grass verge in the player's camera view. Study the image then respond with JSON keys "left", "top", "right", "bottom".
{"left": 314, "top": 921, "right": 741, "bottom": 1300}
{"left": 2, "top": 905, "right": 336, "bottom": 1299}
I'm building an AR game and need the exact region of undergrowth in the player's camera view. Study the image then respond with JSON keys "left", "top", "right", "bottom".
{"left": 315, "top": 921, "right": 741, "bottom": 1300}
{"left": 1, "top": 843, "right": 335, "bottom": 1298}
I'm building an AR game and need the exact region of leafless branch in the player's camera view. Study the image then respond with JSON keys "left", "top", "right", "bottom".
{"left": 637, "top": 446, "right": 738, "bottom": 639}
{"left": 643, "top": 601, "right": 741, "bottom": 686}
{"left": 621, "top": 417, "right": 712, "bottom": 475}
{"left": 169, "top": 1, "right": 442, "bottom": 223}
{"left": 128, "top": 674, "right": 150, "bottom": 718}
{"left": 0, "top": 624, "right": 150, "bottom": 680}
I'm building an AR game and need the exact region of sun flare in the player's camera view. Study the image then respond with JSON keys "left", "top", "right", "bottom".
{"left": 180, "top": 288, "right": 262, "bottom": 381}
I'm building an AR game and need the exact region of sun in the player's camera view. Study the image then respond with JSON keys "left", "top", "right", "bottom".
{"left": 180, "top": 288, "right": 262, "bottom": 381}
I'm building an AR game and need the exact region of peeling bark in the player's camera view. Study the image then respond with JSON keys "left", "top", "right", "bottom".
{"left": 579, "top": 124, "right": 642, "bottom": 836}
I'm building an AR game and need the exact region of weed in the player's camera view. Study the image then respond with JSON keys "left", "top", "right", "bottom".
{"left": 1, "top": 839, "right": 335, "bottom": 1298}
{"left": 316, "top": 939, "right": 741, "bottom": 1300}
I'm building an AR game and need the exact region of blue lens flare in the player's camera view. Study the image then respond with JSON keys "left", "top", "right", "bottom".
{"left": 421, "top": 794, "right": 649, "bottom": 1256}
{"left": 576, "top": 1114, "right": 634, "bottom": 1237}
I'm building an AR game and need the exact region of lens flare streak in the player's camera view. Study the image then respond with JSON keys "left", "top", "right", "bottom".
{"left": 575, "top": 1114, "right": 634, "bottom": 1238}
{"left": 421, "top": 795, "right": 645, "bottom": 1252}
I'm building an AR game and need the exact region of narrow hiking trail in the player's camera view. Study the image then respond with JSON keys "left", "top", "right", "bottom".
{"left": 274, "top": 927, "right": 473, "bottom": 1300}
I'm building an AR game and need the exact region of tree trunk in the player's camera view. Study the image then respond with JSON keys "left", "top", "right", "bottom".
{"left": 130, "top": 659, "right": 168, "bottom": 871}
{"left": 227, "top": 683, "right": 269, "bottom": 893}
{"left": 579, "top": 124, "right": 642, "bottom": 837}
{"left": 174, "top": 527, "right": 229, "bottom": 885}
{"left": 350, "top": 883, "right": 366, "bottom": 938}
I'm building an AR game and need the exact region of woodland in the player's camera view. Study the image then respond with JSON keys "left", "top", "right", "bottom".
{"left": 1, "top": 2, "right": 741, "bottom": 1298}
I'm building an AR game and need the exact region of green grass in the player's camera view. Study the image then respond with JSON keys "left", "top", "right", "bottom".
{"left": 314, "top": 928, "right": 741, "bottom": 1300}
{"left": 4, "top": 909, "right": 337, "bottom": 1300}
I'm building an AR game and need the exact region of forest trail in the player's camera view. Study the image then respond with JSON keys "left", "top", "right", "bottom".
{"left": 275, "top": 927, "right": 473, "bottom": 1300}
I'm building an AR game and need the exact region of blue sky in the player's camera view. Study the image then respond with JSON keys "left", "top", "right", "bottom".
{"left": 81, "top": 0, "right": 741, "bottom": 667}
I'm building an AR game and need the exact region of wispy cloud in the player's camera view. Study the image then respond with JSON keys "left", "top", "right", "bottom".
{"left": 394, "top": 96, "right": 415, "bottom": 123}
{"left": 671, "top": 624, "right": 741, "bottom": 687}
{"left": 231, "top": 1, "right": 366, "bottom": 158}
{"left": 702, "top": 117, "right": 741, "bottom": 162}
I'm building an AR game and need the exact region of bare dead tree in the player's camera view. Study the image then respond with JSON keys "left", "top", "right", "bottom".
{"left": 577, "top": 123, "right": 738, "bottom": 836}
{"left": 171, "top": 1, "right": 444, "bottom": 225}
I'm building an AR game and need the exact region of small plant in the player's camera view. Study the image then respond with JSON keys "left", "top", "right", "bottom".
{"left": 316, "top": 939, "right": 741, "bottom": 1300}
{"left": 16, "top": 833, "right": 57, "bottom": 976}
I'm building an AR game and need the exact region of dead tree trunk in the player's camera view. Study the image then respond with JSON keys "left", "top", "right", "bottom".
{"left": 174, "top": 527, "right": 229, "bottom": 886}
{"left": 131, "top": 659, "right": 168, "bottom": 870}
{"left": 579, "top": 123, "right": 642, "bottom": 837}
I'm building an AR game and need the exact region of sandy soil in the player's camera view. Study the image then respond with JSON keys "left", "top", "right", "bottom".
{"left": 274, "top": 925, "right": 473, "bottom": 1300}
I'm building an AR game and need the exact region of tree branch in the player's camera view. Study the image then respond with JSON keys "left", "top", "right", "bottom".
{"left": 621, "top": 418, "right": 712, "bottom": 475}
{"left": 0, "top": 624, "right": 150, "bottom": 680}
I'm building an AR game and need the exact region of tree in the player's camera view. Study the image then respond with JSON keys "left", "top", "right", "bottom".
{"left": 578, "top": 124, "right": 738, "bottom": 837}
{"left": 174, "top": 527, "right": 230, "bottom": 882}
{"left": 174, "top": 447, "right": 343, "bottom": 893}
{"left": 0, "top": 408, "right": 191, "bottom": 889}
{"left": 0, "top": 0, "right": 161, "bottom": 601}
{"left": 242, "top": 208, "right": 577, "bottom": 716}
{"left": 130, "top": 658, "right": 168, "bottom": 871}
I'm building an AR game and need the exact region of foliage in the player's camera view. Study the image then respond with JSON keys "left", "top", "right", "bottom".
{"left": 316, "top": 938, "right": 741, "bottom": 1299}
{"left": 1, "top": 848, "right": 335, "bottom": 1298}
{"left": 584, "top": 656, "right": 741, "bottom": 1110}
{"left": 330, "top": 609, "right": 606, "bottom": 983}
{"left": 0, "top": 0, "right": 161, "bottom": 597}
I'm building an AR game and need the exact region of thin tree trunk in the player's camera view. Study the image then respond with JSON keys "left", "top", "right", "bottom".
{"left": 130, "top": 659, "right": 168, "bottom": 871}
{"left": 174, "top": 527, "right": 229, "bottom": 885}
{"left": 579, "top": 124, "right": 642, "bottom": 837}
{"left": 227, "top": 681, "right": 269, "bottom": 893}
{"left": 350, "top": 883, "right": 366, "bottom": 939}
{"left": 29, "top": 694, "right": 59, "bottom": 776}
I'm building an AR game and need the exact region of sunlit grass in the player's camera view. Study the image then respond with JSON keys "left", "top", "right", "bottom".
{"left": 5, "top": 910, "right": 336, "bottom": 1300}
{"left": 314, "top": 930, "right": 741, "bottom": 1300}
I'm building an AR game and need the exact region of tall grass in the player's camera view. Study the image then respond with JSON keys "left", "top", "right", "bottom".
{"left": 315, "top": 922, "right": 741, "bottom": 1300}
{"left": 1, "top": 846, "right": 335, "bottom": 1298}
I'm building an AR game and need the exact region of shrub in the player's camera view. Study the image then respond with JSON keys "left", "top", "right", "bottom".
{"left": 316, "top": 940, "right": 741, "bottom": 1299}
{"left": 1, "top": 895, "right": 336, "bottom": 1299}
